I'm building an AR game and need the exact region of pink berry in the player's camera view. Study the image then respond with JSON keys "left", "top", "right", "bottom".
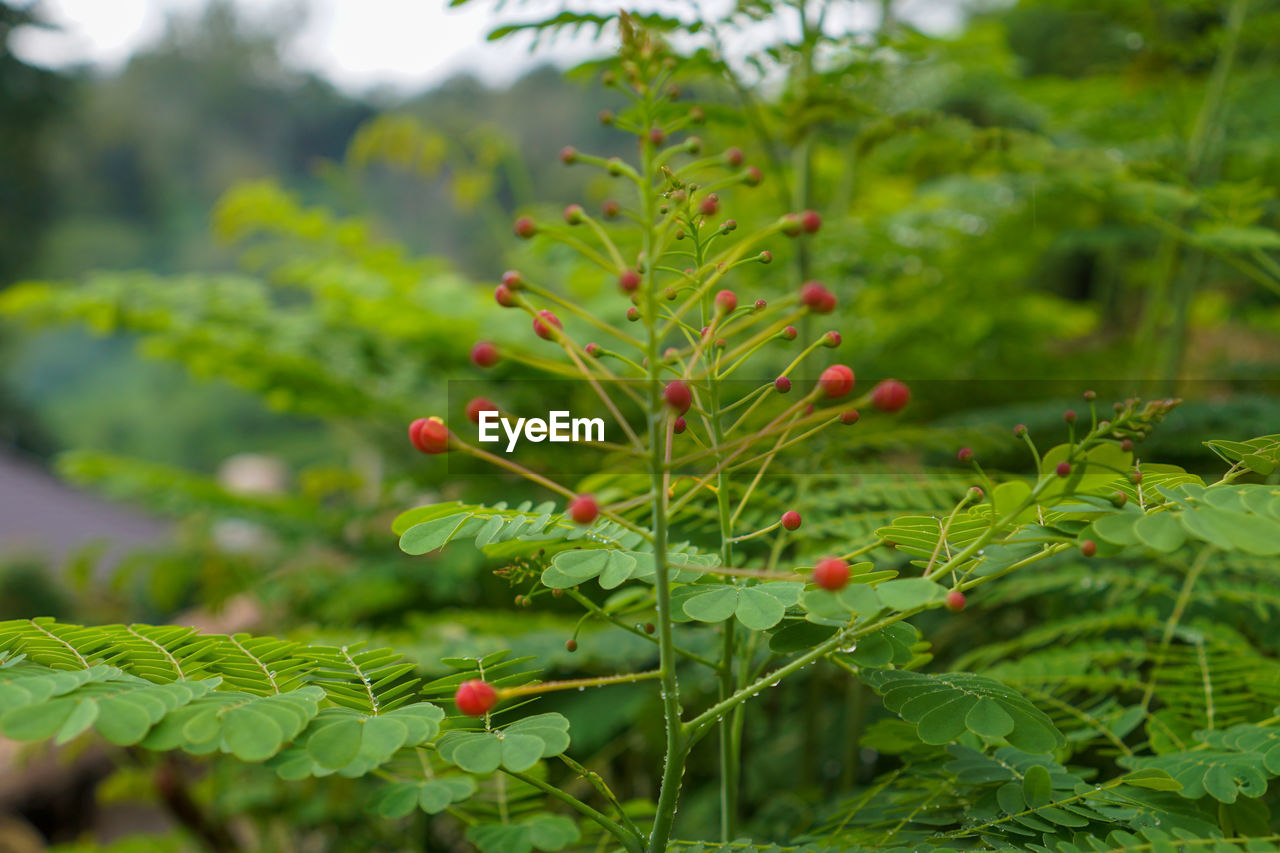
{"left": 819, "top": 364, "right": 855, "bottom": 398}
{"left": 465, "top": 398, "right": 497, "bottom": 424}
{"left": 409, "top": 417, "right": 450, "bottom": 454}
{"left": 560, "top": 146, "right": 578, "bottom": 164}
{"left": 564, "top": 204, "right": 585, "bottom": 225}
{"left": 715, "top": 289, "right": 737, "bottom": 314}
{"left": 781, "top": 325, "right": 797, "bottom": 341}
{"left": 945, "top": 590, "right": 966, "bottom": 613}
{"left": 619, "top": 269, "right": 641, "bottom": 292}
{"left": 744, "top": 166, "right": 762, "bottom": 186}
{"left": 781, "top": 510, "right": 802, "bottom": 531}
{"left": 470, "top": 341, "right": 500, "bottom": 368}
{"left": 871, "top": 379, "right": 910, "bottom": 413}
{"left": 754, "top": 298, "right": 767, "bottom": 311}
{"left": 1056, "top": 461, "right": 1072, "bottom": 477}
{"left": 455, "top": 680, "right": 497, "bottom": 717}
{"left": 799, "top": 281, "right": 837, "bottom": 314}
{"left": 568, "top": 494, "right": 599, "bottom": 525}
{"left": 957, "top": 447, "right": 974, "bottom": 463}
{"left": 775, "top": 376, "right": 792, "bottom": 394}
{"left": 585, "top": 342, "right": 601, "bottom": 357}
{"left": 533, "top": 310, "right": 562, "bottom": 340}
{"left": 664, "top": 380, "right": 693, "bottom": 415}
{"left": 813, "top": 558, "right": 849, "bottom": 591}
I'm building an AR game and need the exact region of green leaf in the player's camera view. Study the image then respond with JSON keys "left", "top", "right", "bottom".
{"left": 450, "top": 732, "right": 502, "bottom": 774}
{"left": 735, "top": 587, "right": 787, "bottom": 630}
{"left": 875, "top": 578, "right": 946, "bottom": 611}
{"left": 525, "top": 814, "right": 581, "bottom": 851}
{"left": 683, "top": 587, "right": 739, "bottom": 623}
{"left": 307, "top": 718, "right": 364, "bottom": 770}
{"left": 223, "top": 707, "right": 283, "bottom": 761}
{"left": 468, "top": 824, "right": 533, "bottom": 853}
{"left": 399, "top": 515, "right": 470, "bottom": 555}
{"left": 966, "top": 697, "right": 1015, "bottom": 738}
{"left": 499, "top": 733, "right": 545, "bottom": 771}
{"left": 1133, "top": 512, "right": 1187, "bottom": 553}
{"left": 1121, "top": 767, "right": 1184, "bottom": 792}
{"left": 1022, "top": 764, "right": 1052, "bottom": 808}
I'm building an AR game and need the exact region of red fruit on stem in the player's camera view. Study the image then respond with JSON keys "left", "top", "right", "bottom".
{"left": 871, "top": 379, "right": 911, "bottom": 413}
{"left": 781, "top": 325, "right": 797, "bottom": 340}
{"left": 700, "top": 194, "right": 720, "bottom": 216}
{"left": 1121, "top": 439, "right": 1134, "bottom": 452}
{"left": 565, "top": 640, "right": 578, "bottom": 652}
{"left": 725, "top": 147, "right": 744, "bottom": 167}
{"left": 715, "top": 289, "right": 737, "bottom": 314}
{"left": 664, "top": 380, "right": 693, "bottom": 414}
{"left": 824, "top": 330, "right": 841, "bottom": 348}
{"left": 466, "top": 398, "right": 497, "bottom": 424}
{"left": 744, "top": 166, "right": 762, "bottom": 186}
{"left": 758, "top": 250, "right": 772, "bottom": 264}
{"left": 1080, "top": 539, "right": 1097, "bottom": 557}
{"left": 648, "top": 127, "right": 665, "bottom": 146}
{"left": 618, "top": 269, "right": 641, "bottom": 292}
{"left": 533, "top": 310, "right": 563, "bottom": 340}
{"left": 585, "top": 342, "right": 601, "bottom": 357}
{"left": 564, "top": 204, "right": 585, "bottom": 225}
{"left": 819, "top": 364, "right": 855, "bottom": 398}
{"left": 775, "top": 376, "right": 792, "bottom": 394}
{"left": 945, "top": 590, "right": 967, "bottom": 613}
{"left": 626, "top": 307, "right": 640, "bottom": 322}
{"left": 799, "top": 281, "right": 837, "bottom": 314}
{"left": 800, "top": 209, "right": 822, "bottom": 234}
{"left": 470, "top": 341, "right": 500, "bottom": 368}
{"left": 455, "top": 680, "right": 497, "bottom": 717}
{"left": 1014, "top": 424, "right": 1028, "bottom": 437}
{"left": 1056, "top": 461, "right": 1072, "bottom": 477}
{"left": 840, "top": 409, "right": 860, "bottom": 425}
{"left": 813, "top": 557, "right": 850, "bottom": 591}
{"left": 560, "top": 146, "right": 578, "bottom": 164}
{"left": 602, "top": 199, "right": 620, "bottom": 219}
{"left": 568, "top": 494, "right": 599, "bottom": 525}
{"left": 409, "top": 416, "right": 449, "bottom": 454}
{"left": 494, "top": 284, "right": 517, "bottom": 307}
{"left": 754, "top": 298, "right": 767, "bottom": 311}
{"left": 513, "top": 217, "right": 537, "bottom": 239}
{"left": 1063, "top": 409, "right": 1077, "bottom": 424}
{"left": 673, "top": 416, "right": 687, "bottom": 434}
{"left": 501, "top": 270, "right": 524, "bottom": 289}
{"left": 958, "top": 447, "right": 974, "bottom": 463}
{"left": 781, "top": 510, "right": 802, "bottom": 531}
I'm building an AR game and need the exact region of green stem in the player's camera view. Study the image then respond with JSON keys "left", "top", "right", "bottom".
{"left": 504, "top": 768, "right": 644, "bottom": 853}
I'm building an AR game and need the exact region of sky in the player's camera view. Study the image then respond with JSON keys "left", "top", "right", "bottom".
{"left": 12, "top": 0, "right": 602, "bottom": 91}
{"left": 12, "top": 0, "right": 963, "bottom": 95}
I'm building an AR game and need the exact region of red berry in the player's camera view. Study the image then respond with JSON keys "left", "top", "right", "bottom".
{"left": 1063, "top": 409, "right": 1077, "bottom": 424}
{"left": 514, "top": 217, "right": 537, "bottom": 239}
{"left": 626, "top": 306, "right": 640, "bottom": 322}
{"left": 758, "top": 250, "right": 772, "bottom": 264}
{"left": 700, "top": 194, "right": 720, "bottom": 216}
{"left": 533, "top": 310, "right": 563, "bottom": 340}
{"left": 1121, "top": 439, "right": 1134, "bottom": 452}
{"left": 455, "top": 679, "right": 497, "bottom": 717}
{"left": 470, "top": 341, "right": 500, "bottom": 368}
{"left": 466, "top": 398, "right": 497, "bottom": 424}
{"left": 775, "top": 376, "right": 792, "bottom": 394}
{"left": 495, "top": 284, "right": 517, "bottom": 307}
{"left": 1130, "top": 471, "right": 1143, "bottom": 484}
{"left": 673, "top": 416, "right": 687, "bottom": 434}
{"left": 648, "top": 127, "right": 665, "bottom": 146}
{"left": 1080, "top": 539, "right": 1097, "bottom": 557}
{"left": 744, "top": 166, "right": 762, "bottom": 186}
{"left": 871, "top": 379, "right": 911, "bottom": 413}
{"left": 823, "top": 330, "right": 841, "bottom": 348}
{"left": 568, "top": 494, "right": 599, "bottom": 525}
{"left": 957, "top": 447, "right": 974, "bottom": 463}
{"left": 799, "top": 281, "right": 837, "bottom": 314}
{"left": 585, "top": 342, "right": 601, "bottom": 357}
{"left": 1056, "top": 461, "right": 1072, "bottom": 477}
{"left": 725, "top": 147, "right": 744, "bottom": 167}
{"left": 969, "top": 485, "right": 984, "bottom": 500}
{"left": 501, "top": 270, "right": 524, "bottom": 289}
{"left": 800, "top": 209, "right": 822, "bottom": 234}
{"left": 840, "top": 409, "right": 860, "bottom": 425}
{"left": 819, "top": 364, "right": 855, "bottom": 398}
{"left": 1014, "top": 424, "right": 1028, "bottom": 437}
{"left": 619, "top": 269, "right": 641, "bottom": 292}
{"left": 781, "top": 325, "right": 797, "bottom": 340}
{"left": 754, "top": 298, "right": 767, "bottom": 311}
{"left": 781, "top": 510, "right": 802, "bottom": 531}
{"left": 409, "top": 417, "right": 450, "bottom": 454}
{"left": 565, "top": 639, "right": 578, "bottom": 652}
{"left": 945, "top": 590, "right": 967, "bottom": 613}
{"left": 564, "top": 204, "right": 585, "bottom": 225}
{"left": 602, "top": 199, "right": 620, "bottom": 219}
{"left": 560, "top": 146, "right": 578, "bottom": 164}
{"left": 664, "top": 380, "right": 693, "bottom": 414}
{"left": 715, "top": 289, "right": 737, "bottom": 314}
{"left": 812, "top": 557, "right": 849, "bottom": 591}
